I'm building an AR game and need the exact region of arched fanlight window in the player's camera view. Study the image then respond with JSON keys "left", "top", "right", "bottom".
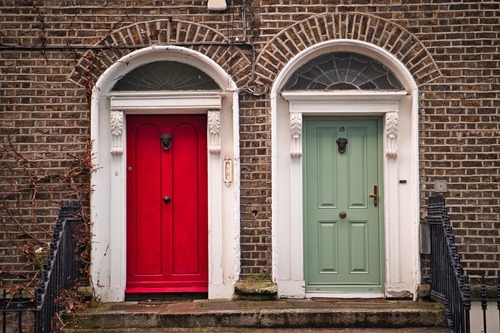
{"left": 112, "top": 61, "right": 220, "bottom": 91}
{"left": 283, "top": 52, "right": 403, "bottom": 90}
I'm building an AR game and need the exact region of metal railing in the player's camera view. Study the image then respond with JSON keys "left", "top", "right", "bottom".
{"left": 1, "top": 289, "right": 33, "bottom": 333}
{"left": 428, "top": 196, "right": 500, "bottom": 333}
{"left": 1, "top": 200, "right": 82, "bottom": 333}
{"left": 34, "top": 200, "right": 81, "bottom": 333}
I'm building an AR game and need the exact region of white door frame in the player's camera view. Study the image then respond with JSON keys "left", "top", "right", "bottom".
{"left": 271, "top": 40, "right": 420, "bottom": 299}
{"left": 90, "top": 46, "right": 240, "bottom": 301}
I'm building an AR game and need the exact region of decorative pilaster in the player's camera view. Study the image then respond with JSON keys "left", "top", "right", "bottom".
{"left": 290, "top": 112, "right": 302, "bottom": 157}
{"left": 110, "top": 110, "right": 124, "bottom": 155}
{"left": 385, "top": 111, "right": 398, "bottom": 158}
{"left": 208, "top": 110, "right": 221, "bottom": 154}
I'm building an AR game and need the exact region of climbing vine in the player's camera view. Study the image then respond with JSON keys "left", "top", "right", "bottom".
{"left": 0, "top": 1, "right": 146, "bottom": 294}
{"left": 0, "top": 137, "right": 94, "bottom": 292}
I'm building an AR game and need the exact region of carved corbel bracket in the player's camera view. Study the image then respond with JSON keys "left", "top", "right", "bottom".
{"left": 385, "top": 111, "right": 398, "bottom": 158}
{"left": 110, "top": 110, "right": 124, "bottom": 155}
{"left": 290, "top": 112, "right": 302, "bottom": 157}
{"left": 208, "top": 110, "right": 221, "bottom": 154}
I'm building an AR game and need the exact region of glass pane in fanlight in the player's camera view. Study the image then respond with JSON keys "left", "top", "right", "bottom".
{"left": 112, "top": 61, "right": 220, "bottom": 91}
{"left": 284, "top": 52, "right": 403, "bottom": 91}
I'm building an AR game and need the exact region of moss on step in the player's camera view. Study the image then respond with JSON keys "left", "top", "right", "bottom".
{"left": 234, "top": 279, "right": 277, "bottom": 300}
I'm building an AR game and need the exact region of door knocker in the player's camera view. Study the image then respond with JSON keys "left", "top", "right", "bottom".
{"left": 160, "top": 133, "right": 173, "bottom": 151}
{"left": 336, "top": 138, "right": 348, "bottom": 153}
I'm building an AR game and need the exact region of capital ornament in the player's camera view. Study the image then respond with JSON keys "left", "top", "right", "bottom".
{"left": 290, "top": 112, "right": 302, "bottom": 157}
{"left": 385, "top": 111, "right": 398, "bottom": 158}
{"left": 208, "top": 110, "right": 221, "bottom": 154}
{"left": 110, "top": 110, "right": 124, "bottom": 155}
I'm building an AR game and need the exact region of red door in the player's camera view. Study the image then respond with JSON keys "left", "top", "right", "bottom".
{"left": 126, "top": 115, "right": 208, "bottom": 293}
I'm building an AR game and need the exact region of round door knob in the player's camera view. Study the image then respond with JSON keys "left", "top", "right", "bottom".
{"left": 163, "top": 196, "right": 171, "bottom": 204}
{"left": 339, "top": 211, "right": 347, "bottom": 219}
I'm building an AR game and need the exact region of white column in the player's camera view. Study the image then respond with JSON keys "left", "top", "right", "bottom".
{"left": 384, "top": 111, "right": 402, "bottom": 296}
{"left": 287, "top": 111, "right": 306, "bottom": 297}
{"left": 109, "top": 109, "right": 126, "bottom": 301}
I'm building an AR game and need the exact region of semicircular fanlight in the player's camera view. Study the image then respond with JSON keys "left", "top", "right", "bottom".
{"left": 111, "top": 61, "right": 220, "bottom": 91}
{"left": 283, "top": 52, "right": 403, "bottom": 91}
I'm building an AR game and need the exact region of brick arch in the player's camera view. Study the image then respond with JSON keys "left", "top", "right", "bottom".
{"left": 257, "top": 12, "right": 442, "bottom": 88}
{"left": 69, "top": 19, "right": 252, "bottom": 88}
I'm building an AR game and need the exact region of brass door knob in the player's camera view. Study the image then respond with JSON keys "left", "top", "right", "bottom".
{"left": 369, "top": 185, "right": 378, "bottom": 207}
{"left": 339, "top": 211, "right": 347, "bottom": 219}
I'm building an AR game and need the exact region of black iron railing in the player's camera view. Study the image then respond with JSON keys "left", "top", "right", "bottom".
{"left": 1, "top": 200, "right": 81, "bottom": 333}
{"left": 428, "top": 195, "right": 471, "bottom": 333}
{"left": 428, "top": 196, "right": 499, "bottom": 333}
{"left": 34, "top": 200, "right": 81, "bottom": 333}
{"left": 1, "top": 289, "right": 33, "bottom": 333}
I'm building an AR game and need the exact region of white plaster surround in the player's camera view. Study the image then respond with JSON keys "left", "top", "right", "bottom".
{"left": 90, "top": 46, "right": 240, "bottom": 302}
{"left": 271, "top": 40, "right": 420, "bottom": 300}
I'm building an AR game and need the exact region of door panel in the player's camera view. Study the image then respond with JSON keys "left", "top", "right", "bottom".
{"left": 126, "top": 115, "right": 208, "bottom": 293}
{"left": 348, "top": 221, "right": 368, "bottom": 273}
{"left": 318, "top": 221, "right": 338, "bottom": 273}
{"left": 135, "top": 124, "right": 162, "bottom": 275}
{"left": 304, "top": 118, "right": 383, "bottom": 292}
{"left": 317, "top": 128, "right": 338, "bottom": 208}
{"left": 347, "top": 127, "right": 368, "bottom": 208}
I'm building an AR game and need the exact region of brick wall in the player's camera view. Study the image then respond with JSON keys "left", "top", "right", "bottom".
{"left": 0, "top": 0, "right": 498, "bottom": 287}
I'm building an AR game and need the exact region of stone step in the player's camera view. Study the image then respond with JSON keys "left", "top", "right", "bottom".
{"left": 71, "top": 329, "right": 449, "bottom": 333}
{"left": 66, "top": 299, "right": 447, "bottom": 331}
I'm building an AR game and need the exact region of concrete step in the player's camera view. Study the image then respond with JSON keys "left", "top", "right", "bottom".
{"left": 65, "top": 299, "right": 447, "bottom": 331}
{"left": 71, "top": 329, "right": 449, "bottom": 333}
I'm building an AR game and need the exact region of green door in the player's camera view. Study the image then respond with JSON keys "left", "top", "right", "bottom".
{"left": 303, "top": 118, "right": 384, "bottom": 292}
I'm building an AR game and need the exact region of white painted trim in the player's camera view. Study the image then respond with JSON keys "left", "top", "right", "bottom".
{"left": 90, "top": 46, "right": 240, "bottom": 302}
{"left": 282, "top": 91, "right": 406, "bottom": 115}
{"left": 282, "top": 90, "right": 407, "bottom": 100}
{"left": 110, "top": 91, "right": 223, "bottom": 112}
{"left": 271, "top": 39, "right": 420, "bottom": 300}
